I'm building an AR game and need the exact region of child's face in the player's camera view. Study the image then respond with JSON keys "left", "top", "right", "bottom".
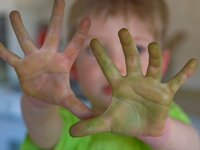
{"left": 72, "top": 15, "right": 166, "bottom": 115}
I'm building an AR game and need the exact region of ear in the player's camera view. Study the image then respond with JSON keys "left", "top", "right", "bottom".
{"left": 70, "top": 64, "right": 78, "bottom": 81}
{"left": 161, "top": 49, "right": 170, "bottom": 78}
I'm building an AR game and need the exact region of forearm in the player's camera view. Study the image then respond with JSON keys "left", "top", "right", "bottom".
{"left": 21, "top": 93, "right": 63, "bottom": 149}
{"left": 139, "top": 117, "right": 200, "bottom": 150}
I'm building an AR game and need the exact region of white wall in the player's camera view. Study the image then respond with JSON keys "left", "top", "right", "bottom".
{"left": 0, "top": 0, "right": 19, "bottom": 84}
{"left": 164, "top": 0, "right": 200, "bottom": 91}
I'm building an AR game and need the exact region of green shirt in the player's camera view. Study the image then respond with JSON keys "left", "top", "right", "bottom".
{"left": 21, "top": 102, "right": 190, "bottom": 150}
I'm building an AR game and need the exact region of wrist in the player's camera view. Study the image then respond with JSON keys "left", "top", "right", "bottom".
{"left": 138, "top": 117, "right": 171, "bottom": 149}
{"left": 22, "top": 93, "right": 51, "bottom": 108}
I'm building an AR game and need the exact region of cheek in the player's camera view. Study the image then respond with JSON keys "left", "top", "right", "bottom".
{"left": 76, "top": 60, "right": 102, "bottom": 92}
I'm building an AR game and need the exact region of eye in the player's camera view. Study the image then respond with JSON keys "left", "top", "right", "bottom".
{"left": 136, "top": 45, "right": 143, "bottom": 54}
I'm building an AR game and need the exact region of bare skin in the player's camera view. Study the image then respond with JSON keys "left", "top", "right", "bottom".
{"left": 0, "top": 0, "right": 93, "bottom": 120}
{"left": 0, "top": 0, "right": 93, "bottom": 148}
{"left": 70, "top": 29, "right": 198, "bottom": 137}
{"left": 0, "top": 0, "right": 199, "bottom": 149}
{"left": 69, "top": 29, "right": 200, "bottom": 149}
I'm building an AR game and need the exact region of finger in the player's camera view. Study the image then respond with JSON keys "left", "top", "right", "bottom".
{"left": 70, "top": 115, "right": 110, "bottom": 137}
{"left": 0, "top": 43, "right": 20, "bottom": 67}
{"left": 63, "top": 17, "right": 91, "bottom": 61}
{"left": 167, "top": 58, "right": 198, "bottom": 94}
{"left": 90, "top": 39, "right": 122, "bottom": 84}
{"left": 43, "top": 0, "right": 65, "bottom": 50}
{"left": 145, "top": 42, "right": 162, "bottom": 80}
{"left": 60, "top": 95, "right": 94, "bottom": 120}
{"left": 118, "top": 28, "right": 142, "bottom": 76}
{"left": 9, "top": 11, "right": 36, "bottom": 56}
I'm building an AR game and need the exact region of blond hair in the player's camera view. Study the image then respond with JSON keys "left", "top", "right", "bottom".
{"left": 67, "top": 0, "right": 169, "bottom": 44}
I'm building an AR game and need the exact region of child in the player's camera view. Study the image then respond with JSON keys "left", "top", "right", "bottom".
{"left": 0, "top": 0, "right": 199, "bottom": 149}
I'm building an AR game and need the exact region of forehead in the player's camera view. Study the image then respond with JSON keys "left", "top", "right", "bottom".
{"left": 86, "top": 14, "right": 155, "bottom": 42}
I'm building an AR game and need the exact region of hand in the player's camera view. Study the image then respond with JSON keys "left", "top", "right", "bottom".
{"left": 69, "top": 28, "right": 198, "bottom": 137}
{"left": 0, "top": 0, "right": 93, "bottom": 119}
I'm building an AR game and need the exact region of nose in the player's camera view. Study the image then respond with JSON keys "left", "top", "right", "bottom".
{"left": 110, "top": 50, "right": 127, "bottom": 76}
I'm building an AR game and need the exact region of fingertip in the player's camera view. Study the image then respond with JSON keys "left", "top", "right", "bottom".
{"left": 118, "top": 28, "right": 129, "bottom": 36}
{"left": 76, "top": 17, "right": 91, "bottom": 37}
{"left": 148, "top": 42, "right": 160, "bottom": 49}
{"left": 188, "top": 58, "right": 198, "bottom": 69}
{"left": 0, "top": 43, "right": 6, "bottom": 51}
{"left": 90, "top": 38, "right": 104, "bottom": 54}
{"left": 69, "top": 125, "right": 76, "bottom": 137}
{"left": 9, "top": 10, "right": 20, "bottom": 20}
{"left": 148, "top": 42, "right": 161, "bottom": 58}
{"left": 82, "top": 17, "right": 91, "bottom": 24}
{"left": 118, "top": 28, "right": 133, "bottom": 46}
{"left": 9, "top": 10, "right": 23, "bottom": 30}
{"left": 80, "top": 17, "right": 91, "bottom": 29}
{"left": 190, "top": 58, "right": 198, "bottom": 64}
{"left": 90, "top": 38, "right": 99, "bottom": 46}
{"left": 0, "top": 43, "right": 5, "bottom": 54}
{"left": 118, "top": 28, "right": 130, "bottom": 40}
{"left": 0, "top": 42, "right": 4, "bottom": 47}
{"left": 69, "top": 123, "right": 83, "bottom": 137}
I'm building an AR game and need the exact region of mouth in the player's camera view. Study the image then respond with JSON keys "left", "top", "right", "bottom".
{"left": 102, "top": 84, "right": 112, "bottom": 95}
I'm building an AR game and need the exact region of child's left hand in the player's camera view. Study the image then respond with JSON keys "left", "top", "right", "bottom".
{"left": 69, "top": 28, "right": 198, "bottom": 138}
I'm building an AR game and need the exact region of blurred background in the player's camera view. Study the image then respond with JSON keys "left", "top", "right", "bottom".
{"left": 0, "top": 0, "right": 199, "bottom": 149}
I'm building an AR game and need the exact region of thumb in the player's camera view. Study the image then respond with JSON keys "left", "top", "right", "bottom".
{"left": 69, "top": 115, "right": 111, "bottom": 137}
{"left": 60, "top": 95, "right": 94, "bottom": 120}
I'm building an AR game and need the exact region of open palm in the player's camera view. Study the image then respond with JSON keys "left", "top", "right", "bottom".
{"left": 70, "top": 28, "right": 198, "bottom": 137}
{"left": 0, "top": 0, "right": 93, "bottom": 119}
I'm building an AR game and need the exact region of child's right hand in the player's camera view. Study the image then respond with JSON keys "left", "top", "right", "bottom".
{"left": 0, "top": 0, "right": 93, "bottom": 119}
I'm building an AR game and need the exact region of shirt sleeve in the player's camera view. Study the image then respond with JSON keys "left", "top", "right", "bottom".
{"left": 20, "top": 134, "right": 41, "bottom": 150}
